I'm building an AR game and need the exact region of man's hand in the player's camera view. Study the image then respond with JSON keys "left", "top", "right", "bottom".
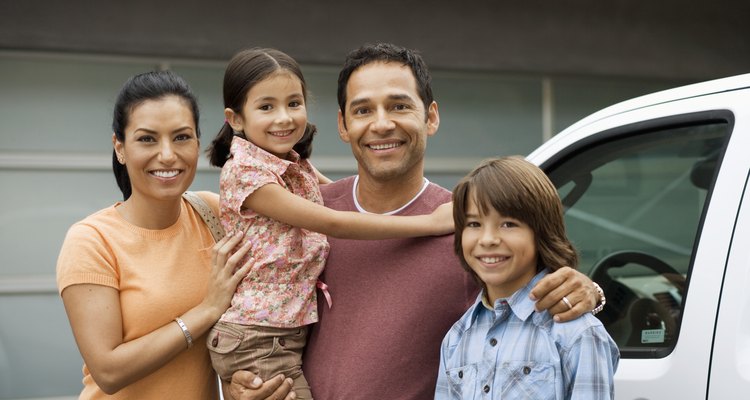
{"left": 224, "top": 370, "right": 295, "bottom": 400}
{"left": 529, "top": 267, "right": 598, "bottom": 322}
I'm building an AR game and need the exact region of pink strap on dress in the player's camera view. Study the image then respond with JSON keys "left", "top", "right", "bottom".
{"left": 317, "top": 280, "right": 332, "bottom": 308}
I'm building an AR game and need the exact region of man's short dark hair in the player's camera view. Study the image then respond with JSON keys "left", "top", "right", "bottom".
{"left": 337, "top": 43, "right": 434, "bottom": 125}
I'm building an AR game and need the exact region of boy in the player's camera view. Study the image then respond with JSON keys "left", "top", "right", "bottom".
{"left": 435, "top": 157, "right": 619, "bottom": 400}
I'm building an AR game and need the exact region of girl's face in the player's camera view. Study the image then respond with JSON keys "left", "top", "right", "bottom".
{"left": 114, "top": 95, "right": 199, "bottom": 202}
{"left": 461, "top": 192, "right": 538, "bottom": 304}
{"left": 228, "top": 72, "right": 307, "bottom": 159}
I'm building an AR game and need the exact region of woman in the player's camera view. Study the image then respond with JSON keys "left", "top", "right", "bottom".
{"left": 56, "top": 70, "right": 257, "bottom": 399}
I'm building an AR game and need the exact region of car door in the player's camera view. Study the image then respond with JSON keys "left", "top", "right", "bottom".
{"left": 707, "top": 108, "right": 750, "bottom": 397}
{"left": 528, "top": 87, "right": 749, "bottom": 399}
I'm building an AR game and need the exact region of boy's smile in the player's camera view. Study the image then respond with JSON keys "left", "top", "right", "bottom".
{"left": 461, "top": 192, "right": 538, "bottom": 304}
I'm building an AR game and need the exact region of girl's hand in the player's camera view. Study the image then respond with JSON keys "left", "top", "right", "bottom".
{"left": 201, "top": 231, "right": 254, "bottom": 319}
{"left": 429, "top": 202, "right": 455, "bottom": 235}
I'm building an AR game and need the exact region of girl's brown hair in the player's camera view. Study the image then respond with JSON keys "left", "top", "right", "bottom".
{"left": 207, "top": 47, "right": 316, "bottom": 167}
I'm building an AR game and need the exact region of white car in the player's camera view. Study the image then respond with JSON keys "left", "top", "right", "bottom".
{"left": 527, "top": 73, "right": 750, "bottom": 398}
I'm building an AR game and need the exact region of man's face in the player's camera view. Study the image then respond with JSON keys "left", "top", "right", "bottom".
{"left": 337, "top": 61, "right": 439, "bottom": 182}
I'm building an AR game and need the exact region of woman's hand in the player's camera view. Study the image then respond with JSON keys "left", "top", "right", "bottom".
{"left": 58, "top": 231, "right": 254, "bottom": 394}
{"left": 200, "top": 231, "right": 254, "bottom": 320}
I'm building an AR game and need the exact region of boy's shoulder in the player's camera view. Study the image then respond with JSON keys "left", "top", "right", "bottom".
{"left": 538, "top": 308, "right": 611, "bottom": 349}
{"left": 441, "top": 294, "right": 484, "bottom": 346}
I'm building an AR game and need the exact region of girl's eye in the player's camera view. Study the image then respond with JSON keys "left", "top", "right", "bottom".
{"left": 289, "top": 101, "right": 301, "bottom": 107}
{"left": 466, "top": 221, "right": 481, "bottom": 228}
{"left": 501, "top": 221, "right": 518, "bottom": 228}
{"left": 259, "top": 104, "right": 272, "bottom": 111}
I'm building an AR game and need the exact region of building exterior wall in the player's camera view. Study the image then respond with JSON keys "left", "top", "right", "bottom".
{"left": 2, "top": 2, "right": 743, "bottom": 397}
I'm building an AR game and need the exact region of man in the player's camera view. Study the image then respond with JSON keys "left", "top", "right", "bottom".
{"left": 230, "top": 43, "right": 602, "bottom": 400}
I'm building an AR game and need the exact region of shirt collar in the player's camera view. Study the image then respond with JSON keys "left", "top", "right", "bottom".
{"left": 229, "top": 135, "right": 301, "bottom": 174}
{"left": 351, "top": 175, "right": 430, "bottom": 215}
{"left": 473, "top": 268, "right": 550, "bottom": 323}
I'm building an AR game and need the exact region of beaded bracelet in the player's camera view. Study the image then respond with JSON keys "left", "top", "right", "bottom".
{"left": 591, "top": 282, "right": 606, "bottom": 315}
{"left": 174, "top": 317, "right": 193, "bottom": 349}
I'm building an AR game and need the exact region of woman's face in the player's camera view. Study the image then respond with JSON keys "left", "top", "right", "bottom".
{"left": 114, "top": 95, "right": 199, "bottom": 202}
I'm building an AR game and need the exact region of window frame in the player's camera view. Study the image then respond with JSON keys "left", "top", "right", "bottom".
{"left": 539, "top": 110, "right": 735, "bottom": 359}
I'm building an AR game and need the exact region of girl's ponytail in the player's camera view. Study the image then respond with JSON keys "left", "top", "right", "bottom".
{"left": 293, "top": 122, "right": 317, "bottom": 159}
{"left": 207, "top": 122, "right": 234, "bottom": 167}
{"left": 212, "top": 48, "right": 314, "bottom": 164}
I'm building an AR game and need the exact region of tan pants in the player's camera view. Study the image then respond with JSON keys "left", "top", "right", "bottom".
{"left": 208, "top": 321, "right": 312, "bottom": 400}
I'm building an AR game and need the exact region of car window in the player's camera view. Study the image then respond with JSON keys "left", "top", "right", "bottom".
{"left": 545, "top": 117, "right": 731, "bottom": 357}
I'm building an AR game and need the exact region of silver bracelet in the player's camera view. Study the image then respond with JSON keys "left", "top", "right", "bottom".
{"left": 591, "top": 282, "right": 606, "bottom": 315}
{"left": 174, "top": 317, "right": 193, "bottom": 349}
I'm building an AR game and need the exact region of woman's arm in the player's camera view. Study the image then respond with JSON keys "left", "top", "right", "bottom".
{"left": 243, "top": 184, "right": 453, "bottom": 239}
{"left": 61, "top": 233, "right": 253, "bottom": 394}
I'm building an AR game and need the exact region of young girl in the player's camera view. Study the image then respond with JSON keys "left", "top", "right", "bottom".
{"left": 435, "top": 157, "right": 619, "bottom": 400}
{"left": 205, "top": 48, "right": 452, "bottom": 399}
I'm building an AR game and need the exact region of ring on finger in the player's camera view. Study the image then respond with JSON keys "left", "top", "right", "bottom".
{"left": 561, "top": 296, "right": 573, "bottom": 310}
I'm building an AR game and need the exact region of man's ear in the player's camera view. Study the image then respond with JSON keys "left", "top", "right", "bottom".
{"left": 426, "top": 101, "right": 440, "bottom": 137}
{"left": 224, "top": 108, "right": 243, "bottom": 131}
{"left": 337, "top": 110, "right": 350, "bottom": 143}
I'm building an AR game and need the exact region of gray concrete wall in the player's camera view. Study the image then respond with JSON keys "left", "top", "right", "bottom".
{"left": 1, "top": 0, "right": 748, "bottom": 80}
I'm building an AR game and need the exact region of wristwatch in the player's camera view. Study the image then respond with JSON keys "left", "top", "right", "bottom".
{"left": 591, "top": 282, "right": 606, "bottom": 315}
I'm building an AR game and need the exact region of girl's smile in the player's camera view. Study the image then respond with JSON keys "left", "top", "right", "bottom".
{"left": 226, "top": 72, "right": 307, "bottom": 159}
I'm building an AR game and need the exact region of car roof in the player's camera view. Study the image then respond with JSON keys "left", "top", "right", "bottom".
{"left": 558, "top": 73, "right": 750, "bottom": 136}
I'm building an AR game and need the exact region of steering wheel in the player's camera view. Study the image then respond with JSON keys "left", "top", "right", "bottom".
{"left": 589, "top": 250, "right": 683, "bottom": 348}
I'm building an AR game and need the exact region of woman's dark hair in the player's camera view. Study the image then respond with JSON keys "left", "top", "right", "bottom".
{"left": 452, "top": 156, "right": 579, "bottom": 291}
{"left": 207, "top": 47, "right": 316, "bottom": 167}
{"left": 111, "top": 70, "right": 200, "bottom": 201}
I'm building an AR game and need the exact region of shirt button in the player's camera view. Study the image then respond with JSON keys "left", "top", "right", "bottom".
{"left": 483, "top": 385, "right": 490, "bottom": 393}
{"left": 523, "top": 366, "right": 531, "bottom": 375}
{"left": 279, "top": 338, "right": 286, "bottom": 347}
{"left": 211, "top": 336, "right": 219, "bottom": 347}
{"left": 458, "top": 370, "right": 463, "bottom": 379}
{"left": 489, "top": 338, "right": 497, "bottom": 346}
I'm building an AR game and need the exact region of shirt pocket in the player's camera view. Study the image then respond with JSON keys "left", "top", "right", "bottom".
{"left": 500, "top": 361, "right": 557, "bottom": 400}
{"left": 444, "top": 363, "right": 481, "bottom": 400}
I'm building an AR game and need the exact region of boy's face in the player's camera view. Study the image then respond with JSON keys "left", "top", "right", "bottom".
{"left": 461, "top": 194, "right": 538, "bottom": 304}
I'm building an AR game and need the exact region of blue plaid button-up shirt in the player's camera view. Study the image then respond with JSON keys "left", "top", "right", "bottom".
{"left": 435, "top": 269, "right": 619, "bottom": 400}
